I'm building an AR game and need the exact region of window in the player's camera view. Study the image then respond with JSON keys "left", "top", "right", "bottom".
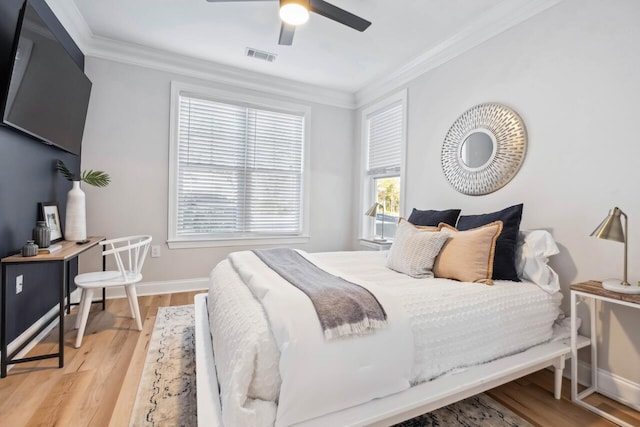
{"left": 361, "top": 91, "right": 406, "bottom": 240}
{"left": 168, "top": 83, "right": 310, "bottom": 248}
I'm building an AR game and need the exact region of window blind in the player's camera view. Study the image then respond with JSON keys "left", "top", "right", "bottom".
{"left": 176, "top": 95, "right": 305, "bottom": 237}
{"left": 366, "top": 101, "right": 403, "bottom": 176}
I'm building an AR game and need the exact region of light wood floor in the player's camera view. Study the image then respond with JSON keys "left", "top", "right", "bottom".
{"left": 0, "top": 291, "right": 638, "bottom": 427}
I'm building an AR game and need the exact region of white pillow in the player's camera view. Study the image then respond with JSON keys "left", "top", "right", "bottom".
{"left": 516, "top": 230, "right": 560, "bottom": 293}
{"left": 386, "top": 219, "right": 449, "bottom": 278}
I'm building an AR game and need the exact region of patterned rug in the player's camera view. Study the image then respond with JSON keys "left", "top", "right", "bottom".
{"left": 130, "top": 305, "right": 196, "bottom": 427}
{"left": 130, "top": 305, "right": 532, "bottom": 427}
{"left": 395, "top": 394, "right": 532, "bottom": 426}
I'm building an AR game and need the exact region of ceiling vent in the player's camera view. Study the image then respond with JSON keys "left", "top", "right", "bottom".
{"left": 246, "top": 47, "right": 277, "bottom": 63}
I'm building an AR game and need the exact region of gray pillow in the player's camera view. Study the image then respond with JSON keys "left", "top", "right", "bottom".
{"left": 386, "top": 219, "right": 449, "bottom": 278}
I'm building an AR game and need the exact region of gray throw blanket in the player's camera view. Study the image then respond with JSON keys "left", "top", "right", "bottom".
{"left": 253, "top": 248, "right": 387, "bottom": 340}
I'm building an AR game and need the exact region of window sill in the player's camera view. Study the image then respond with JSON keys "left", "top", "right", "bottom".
{"left": 168, "top": 235, "right": 310, "bottom": 249}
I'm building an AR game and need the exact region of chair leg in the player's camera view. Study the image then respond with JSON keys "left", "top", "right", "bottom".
{"left": 126, "top": 288, "right": 135, "bottom": 319}
{"left": 74, "top": 288, "right": 86, "bottom": 329}
{"left": 75, "top": 288, "right": 94, "bottom": 348}
{"left": 125, "top": 285, "right": 143, "bottom": 331}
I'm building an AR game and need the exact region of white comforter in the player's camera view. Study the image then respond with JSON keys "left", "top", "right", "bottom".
{"left": 207, "top": 250, "right": 561, "bottom": 426}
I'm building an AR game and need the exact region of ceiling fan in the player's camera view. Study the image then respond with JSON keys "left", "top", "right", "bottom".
{"left": 206, "top": 0, "right": 372, "bottom": 46}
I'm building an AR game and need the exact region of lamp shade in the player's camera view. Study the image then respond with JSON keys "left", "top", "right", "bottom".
{"left": 590, "top": 206, "right": 638, "bottom": 292}
{"left": 591, "top": 207, "right": 625, "bottom": 243}
{"left": 364, "top": 202, "right": 380, "bottom": 217}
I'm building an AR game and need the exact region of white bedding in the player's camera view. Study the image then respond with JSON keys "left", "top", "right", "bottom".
{"left": 207, "top": 250, "right": 561, "bottom": 427}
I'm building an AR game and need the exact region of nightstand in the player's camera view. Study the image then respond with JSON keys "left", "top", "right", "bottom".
{"left": 359, "top": 239, "right": 392, "bottom": 251}
{"left": 570, "top": 280, "right": 640, "bottom": 427}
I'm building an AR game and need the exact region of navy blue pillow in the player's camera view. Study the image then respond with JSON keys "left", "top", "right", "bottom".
{"left": 457, "top": 204, "right": 523, "bottom": 282}
{"left": 407, "top": 208, "right": 461, "bottom": 227}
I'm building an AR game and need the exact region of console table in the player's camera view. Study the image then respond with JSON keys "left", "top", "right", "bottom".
{"left": 570, "top": 280, "right": 640, "bottom": 427}
{"left": 1, "top": 236, "right": 105, "bottom": 377}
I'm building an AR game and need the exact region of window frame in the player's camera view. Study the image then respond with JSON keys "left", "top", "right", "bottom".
{"left": 167, "top": 81, "right": 311, "bottom": 249}
{"left": 360, "top": 90, "right": 408, "bottom": 241}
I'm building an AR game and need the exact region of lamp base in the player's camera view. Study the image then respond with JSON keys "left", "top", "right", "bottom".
{"left": 602, "top": 279, "right": 640, "bottom": 294}
{"left": 372, "top": 238, "right": 387, "bottom": 242}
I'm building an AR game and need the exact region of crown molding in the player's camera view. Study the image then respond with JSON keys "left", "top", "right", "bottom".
{"left": 354, "top": 0, "right": 565, "bottom": 108}
{"left": 45, "top": 0, "right": 564, "bottom": 111}
{"left": 43, "top": 1, "right": 355, "bottom": 109}
{"left": 44, "top": 0, "right": 93, "bottom": 53}
{"left": 87, "top": 36, "right": 356, "bottom": 109}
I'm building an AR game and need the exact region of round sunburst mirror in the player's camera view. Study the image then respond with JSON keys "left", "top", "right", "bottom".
{"left": 441, "top": 103, "right": 527, "bottom": 195}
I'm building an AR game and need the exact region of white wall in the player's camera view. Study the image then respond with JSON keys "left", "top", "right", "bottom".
{"left": 356, "top": 0, "right": 640, "bottom": 385}
{"left": 80, "top": 57, "right": 355, "bottom": 282}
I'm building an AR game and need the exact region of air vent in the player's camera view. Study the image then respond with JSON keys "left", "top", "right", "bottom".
{"left": 246, "top": 47, "right": 277, "bottom": 63}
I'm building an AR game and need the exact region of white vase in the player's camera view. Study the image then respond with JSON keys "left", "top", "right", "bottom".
{"left": 65, "top": 181, "right": 86, "bottom": 241}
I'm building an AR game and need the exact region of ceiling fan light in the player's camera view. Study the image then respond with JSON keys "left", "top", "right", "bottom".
{"left": 279, "top": 2, "right": 309, "bottom": 26}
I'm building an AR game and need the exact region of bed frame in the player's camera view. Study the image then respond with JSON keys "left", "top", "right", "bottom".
{"left": 195, "top": 293, "right": 589, "bottom": 426}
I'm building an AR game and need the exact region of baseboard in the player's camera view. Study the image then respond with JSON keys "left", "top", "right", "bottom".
{"left": 104, "top": 277, "right": 209, "bottom": 299}
{"left": 2, "top": 278, "right": 208, "bottom": 373}
{"left": 557, "top": 359, "right": 640, "bottom": 408}
{"left": 4, "top": 304, "right": 63, "bottom": 362}
{"left": 577, "top": 361, "right": 640, "bottom": 409}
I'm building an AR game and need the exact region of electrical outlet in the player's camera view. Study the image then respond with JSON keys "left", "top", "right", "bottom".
{"left": 151, "top": 245, "right": 161, "bottom": 258}
{"left": 16, "top": 275, "right": 23, "bottom": 294}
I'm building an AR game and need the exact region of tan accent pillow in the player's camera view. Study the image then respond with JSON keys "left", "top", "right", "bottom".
{"left": 433, "top": 221, "right": 503, "bottom": 285}
{"left": 386, "top": 219, "right": 449, "bottom": 278}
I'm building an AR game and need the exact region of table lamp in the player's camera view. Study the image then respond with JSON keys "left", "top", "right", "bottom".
{"left": 365, "top": 202, "right": 386, "bottom": 242}
{"left": 590, "top": 206, "right": 640, "bottom": 293}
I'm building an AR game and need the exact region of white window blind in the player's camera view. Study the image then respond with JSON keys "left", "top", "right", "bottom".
{"left": 176, "top": 95, "right": 305, "bottom": 238}
{"left": 366, "top": 101, "right": 403, "bottom": 176}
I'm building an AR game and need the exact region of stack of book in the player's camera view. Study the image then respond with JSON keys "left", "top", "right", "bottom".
{"left": 38, "top": 243, "right": 62, "bottom": 254}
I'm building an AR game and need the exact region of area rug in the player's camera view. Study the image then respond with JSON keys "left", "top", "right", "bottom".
{"left": 131, "top": 305, "right": 532, "bottom": 427}
{"left": 395, "top": 393, "right": 533, "bottom": 426}
{"left": 130, "top": 305, "right": 196, "bottom": 427}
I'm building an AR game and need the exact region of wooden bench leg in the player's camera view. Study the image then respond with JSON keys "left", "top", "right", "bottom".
{"left": 553, "top": 354, "right": 566, "bottom": 399}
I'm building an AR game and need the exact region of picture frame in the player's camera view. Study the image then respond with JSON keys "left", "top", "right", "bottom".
{"left": 39, "top": 202, "right": 63, "bottom": 243}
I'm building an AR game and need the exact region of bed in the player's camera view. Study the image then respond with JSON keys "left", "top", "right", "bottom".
{"left": 195, "top": 247, "right": 589, "bottom": 426}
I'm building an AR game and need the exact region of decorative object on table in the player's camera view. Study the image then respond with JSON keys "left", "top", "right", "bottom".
{"left": 590, "top": 206, "right": 640, "bottom": 294}
{"left": 441, "top": 103, "right": 527, "bottom": 196}
{"left": 38, "top": 243, "right": 62, "bottom": 255}
{"left": 365, "top": 202, "right": 386, "bottom": 241}
{"left": 65, "top": 180, "right": 87, "bottom": 242}
{"left": 39, "top": 202, "right": 63, "bottom": 243}
{"left": 21, "top": 240, "right": 38, "bottom": 257}
{"left": 55, "top": 160, "right": 110, "bottom": 242}
{"left": 32, "top": 220, "right": 51, "bottom": 248}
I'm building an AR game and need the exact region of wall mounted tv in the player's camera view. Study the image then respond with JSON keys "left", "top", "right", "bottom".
{"left": 1, "top": 1, "right": 92, "bottom": 155}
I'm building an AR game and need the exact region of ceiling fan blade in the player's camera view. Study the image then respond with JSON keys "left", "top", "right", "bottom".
{"left": 309, "top": 0, "right": 371, "bottom": 32}
{"left": 279, "top": 23, "right": 296, "bottom": 45}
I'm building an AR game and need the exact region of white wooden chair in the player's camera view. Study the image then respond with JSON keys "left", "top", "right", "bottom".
{"left": 74, "top": 235, "right": 152, "bottom": 348}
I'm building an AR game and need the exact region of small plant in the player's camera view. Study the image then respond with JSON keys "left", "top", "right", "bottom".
{"left": 56, "top": 160, "right": 111, "bottom": 188}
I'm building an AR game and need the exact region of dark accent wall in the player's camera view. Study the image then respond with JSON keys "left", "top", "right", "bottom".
{"left": 1, "top": 0, "right": 84, "bottom": 342}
